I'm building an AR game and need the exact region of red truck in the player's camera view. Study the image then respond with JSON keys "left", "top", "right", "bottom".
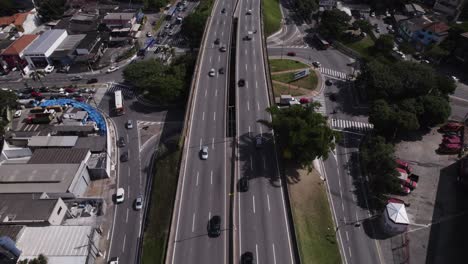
{"left": 26, "top": 114, "right": 53, "bottom": 124}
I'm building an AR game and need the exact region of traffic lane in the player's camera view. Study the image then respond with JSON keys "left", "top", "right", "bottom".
{"left": 452, "top": 81, "right": 468, "bottom": 100}
{"left": 449, "top": 97, "right": 468, "bottom": 121}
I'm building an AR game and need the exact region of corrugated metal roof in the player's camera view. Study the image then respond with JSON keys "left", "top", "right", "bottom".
{"left": 0, "top": 194, "right": 58, "bottom": 222}
{"left": 55, "top": 34, "right": 85, "bottom": 51}
{"left": 104, "top": 12, "right": 134, "bottom": 21}
{"left": 28, "top": 148, "right": 89, "bottom": 164}
{"left": 16, "top": 226, "right": 94, "bottom": 262}
{"left": 28, "top": 136, "right": 78, "bottom": 147}
{"left": 24, "top": 29, "right": 67, "bottom": 55}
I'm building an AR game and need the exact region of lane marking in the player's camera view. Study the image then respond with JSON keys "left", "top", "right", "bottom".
{"left": 250, "top": 156, "right": 253, "bottom": 170}
{"left": 255, "top": 81, "right": 258, "bottom": 89}
{"left": 255, "top": 244, "right": 259, "bottom": 264}
{"left": 215, "top": 89, "right": 218, "bottom": 97}
{"left": 252, "top": 195, "right": 256, "bottom": 213}
{"left": 205, "top": 88, "right": 207, "bottom": 97}
{"left": 272, "top": 243, "right": 277, "bottom": 264}
{"left": 199, "top": 138, "right": 202, "bottom": 149}
{"left": 346, "top": 231, "right": 350, "bottom": 241}
{"left": 126, "top": 208, "right": 129, "bottom": 223}
{"left": 209, "top": 56, "right": 212, "bottom": 63}
{"left": 202, "top": 111, "right": 205, "bottom": 121}
{"left": 348, "top": 247, "right": 352, "bottom": 258}
{"left": 209, "top": 211, "right": 211, "bottom": 220}
{"left": 254, "top": 64, "right": 257, "bottom": 71}
{"left": 122, "top": 234, "right": 126, "bottom": 252}
{"left": 257, "top": 102, "right": 260, "bottom": 111}
{"left": 196, "top": 171, "right": 199, "bottom": 186}
{"left": 192, "top": 213, "right": 196, "bottom": 232}
{"left": 267, "top": 194, "right": 271, "bottom": 212}
{"left": 218, "top": 55, "right": 221, "bottom": 62}
{"left": 212, "top": 138, "right": 215, "bottom": 149}
{"left": 211, "top": 170, "right": 213, "bottom": 185}
{"left": 247, "top": 101, "right": 250, "bottom": 111}
{"left": 128, "top": 185, "right": 130, "bottom": 199}
{"left": 214, "top": 111, "right": 216, "bottom": 121}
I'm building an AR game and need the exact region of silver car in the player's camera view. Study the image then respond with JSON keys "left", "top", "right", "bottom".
{"left": 134, "top": 196, "right": 143, "bottom": 210}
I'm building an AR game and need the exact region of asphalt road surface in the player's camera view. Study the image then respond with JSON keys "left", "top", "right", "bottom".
{"left": 235, "top": 0, "right": 294, "bottom": 263}
{"left": 167, "top": 0, "right": 234, "bottom": 263}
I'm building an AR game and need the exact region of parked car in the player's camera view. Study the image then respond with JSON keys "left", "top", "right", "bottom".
{"left": 65, "top": 87, "right": 76, "bottom": 93}
{"left": 299, "top": 97, "right": 310, "bottom": 104}
{"left": 118, "top": 137, "right": 126, "bottom": 147}
{"left": 116, "top": 188, "right": 125, "bottom": 203}
{"left": 107, "top": 66, "right": 119, "bottom": 73}
{"left": 39, "top": 86, "right": 50, "bottom": 92}
{"left": 44, "top": 65, "right": 54, "bottom": 73}
{"left": 75, "top": 97, "right": 86, "bottom": 102}
{"left": 399, "top": 184, "right": 411, "bottom": 195}
{"left": 396, "top": 159, "right": 412, "bottom": 174}
{"left": 70, "top": 75, "right": 82, "bottom": 81}
{"left": 401, "top": 178, "right": 417, "bottom": 190}
{"left": 439, "top": 122, "right": 463, "bottom": 132}
{"left": 443, "top": 135, "right": 461, "bottom": 144}
{"left": 87, "top": 78, "right": 98, "bottom": 84}
{"left": 109, "top": 257, "right": 119, "bottom": 264}
{"left": 146, "top": 32, "right": 152, "bottom": 37}
{"left": 255, "top": 135, "right": 262, "bottom": 148}
{"left": 14, "top": 110, "right": 22, "bottom": 118}
{"left": 31, "top": 91, "right": 42, "bottom": 97}
{"left": 57, "top": 65, "right": 70, "bottom": 73}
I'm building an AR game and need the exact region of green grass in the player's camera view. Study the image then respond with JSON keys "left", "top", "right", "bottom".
{"left": 262, "top": 0, "right": 282, "bottom": 36}
{"left": 289, "top": 169, "right": 342, "bottom": 264}
{"left": 272, "top": 71, "right": 318, "bottom": 91}
{"left": 344, "top": 36, "right": 374, "bottom": 59}
{"left": 273, "top": 83, "right": 307, "bottom": 97}
{"left": 269, "top": 59, "right": 309, "bottom": 72}
{"left": 142, "top": 139, "right": 182, "bottom": 264}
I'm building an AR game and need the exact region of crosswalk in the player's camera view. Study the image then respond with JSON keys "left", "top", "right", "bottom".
{"left": 107, "top": 84, "right": 135, "bottom": 99}
{"left": 319, "top": 67, "right": 348, "bottom": 80}
{"left": 313, "top": 93, "right": 326, "bottom": 115}
{"left": 329, "top": 119, "right": 374, "bottom": 133}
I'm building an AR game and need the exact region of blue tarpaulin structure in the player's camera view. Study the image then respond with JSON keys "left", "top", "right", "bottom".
{"left": 40, "top": 99, "right": 107, "bottom": 135}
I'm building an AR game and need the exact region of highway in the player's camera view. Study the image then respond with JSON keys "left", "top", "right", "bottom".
{"left": 235, "top": 0, "right": 294, "bottom": 263}
{"left": 166, "top": 0, "right": 234, "bottom": 263}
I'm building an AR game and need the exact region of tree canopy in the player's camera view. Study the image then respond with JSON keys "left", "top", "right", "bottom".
{"left": 373, "top": 34, "right": 394, "bottom": 55}
{"left": 294, "top": 0, "right": 318, "bottom": 21}
{"left": 123, "top": 55, "right": 195, "bottom": 104}
{"left": 37, "top": 0, "right": 68, "bottom": 22}
{"left": 358, "top": 60, "right": 453, "bottom": 138}
{"left": 180, "top": 0, "right": 214, "bottom": 48}
{"left": 265, "top": 104, "right": 339, "bottom": 169}
{"left": 318, "top": 9, "right": 351, "bottom": 39}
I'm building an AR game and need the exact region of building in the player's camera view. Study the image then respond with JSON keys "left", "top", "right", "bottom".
{"left": 0, "top": 9, "right": 39, "bottom": 34}
{"left": 16, "top": 225, "right": 100, "bottom": 264}
{"left": 74, "top": 32, "right": 104, "bottom": 66}
{"left": 49, "top": 34, "right": 85, "bottom": 66}
{"left": 0, "top": 235, "right": 21, "bottom": 264}
{"left": 404, "top": 3, "right": 426, "bottom": 17}
{"left": 398, "top": 16, "right": 449, "bottom": 49}
{"left": 56, "top": 11, "right": 100, "bottom": 34}
{"left": 0, "top": 34, "right": 38, "bottom": 71}
{"left": 0, "top": 194, "right": 67, "bottom": 226}
{"left": 28, "top": 136, "right": 78, "bottom": 149}
{"left": 23, "top": 29, "right": 67, "bottom": 68}
{"left": 319, "top": 0, "right": 336, "bottom": 11}
{"left": 433, "top": 0, "right": 465, "bottom": 20}
{"left": 0, "top": 148, "right": 92, "bottom": 197}
{"left": 103, "top": 12, "right": 136, "bottom": 29}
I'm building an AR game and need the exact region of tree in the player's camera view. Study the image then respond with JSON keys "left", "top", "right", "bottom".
{"left": 181, "top": 12, "right": 207, "bottom": 48}
{"left": 17, "top": 254, "right": 48, "bottom": 264}
{"left": 373, "top": 34, "right": 394, "bottom": 54}
{"left": 424, "top": 45, "right": 450, "bottom": 64}
{"left": 360, "top": 135, "right": 400, "bottom": 195}
{"left": 295, "top": 0, "right": 318, "bottom": 21}
{"left": 0, "top": 0, "right": 15, "bottom": 16}
{"left": 319, "top": 9, "right": 351, "bottom": 39}
{"left": 30, "top": 70, "right": 46, "bottom": 87}
{"left": 37, "top": 0, "right": 68, "bottom": 22}
{"left": 352, "top": 19, "right": 373, "bottom": 33}
{"left": 419, "top": 95, "right": 451, "bottom": 127}
{"left": 369, "top": 100, "right": 396, "bottom": 136}
{"left": 264, "top": 104, "right": 339, "bottom": 169}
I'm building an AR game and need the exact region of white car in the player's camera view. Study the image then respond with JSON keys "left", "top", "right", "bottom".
{"left": 44, "top": 65, "right": 54, "bottom": 73}
{"left": 370, "top": 12, "right": 375, "bottom": 17}
{"left": 452, "top": 76, "right": 459, "bottom": 82}
{"left": 209, "top": 68, "right": 216, "bottom": 77}
{"left": 134, "top": 196, "right": 143, "bottom": 210}
{"left": 116, "top": 188, "right": 125, "bottom": 203}
{"left": 107, "top": 66, "right": 119, "bottom": 73}
{"left": 146, "top": 32, "right": 152, "bottom": 37}
{"left": 109, "top": 257, "right": 119, "bottom": 264}
{"left": 312, "top": 61, "right": 321, "bottom": 68}
{"left": 14, "top": 110, "right": 22, "bottom": 118}
{"left": 246, "top": 9, "right": 252, "bottom": 15}
{"left": 200, "top": 146, "right": 208, "bottom": 160}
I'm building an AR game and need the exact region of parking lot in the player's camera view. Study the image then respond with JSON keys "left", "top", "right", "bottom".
{"left": 378, "top": 127, "right": 468, "bottom": 263}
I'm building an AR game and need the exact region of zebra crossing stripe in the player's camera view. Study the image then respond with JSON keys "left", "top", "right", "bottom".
{"left": 329, "top": 118, "right": 373, "bottom": 132}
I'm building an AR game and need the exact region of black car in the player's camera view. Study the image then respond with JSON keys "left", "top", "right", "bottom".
{"left": 87, "top": 78, "right": 98, "bottom": 84}
{"left": 239, "top": 177, "right": 249, "bottom": 192}
{"left": 221, "top": 8, "right": 226, "bottom": 13}
{"left": 118, "top": 137, "right": 126, "bottom": 148}
{"left": 39, "top": 86, "right": 50, "bottom": 92}
{"left": 325, "top": 79, "right": 333, "bottom": 86}
{"left": 241, "top": 252, "right": 254, "bottom": 264}
{"left": 120, "top": 151, "right": 129, "bottom": 162}
{"left": 219, "top": 67, "right": 225, "bottom": 74}
{"left": 207, "top": 216, "right": 221, "bottom": 237}
{"left": 214, "top": 38, "right": 220, "bottom": 45}
{"left": 238, "top": 79, "right": 245, "bottom": 87}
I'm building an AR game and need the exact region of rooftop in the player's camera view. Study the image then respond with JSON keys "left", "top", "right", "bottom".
{"left": 16, "top": 226, "right": 97, "bottom": 264}
{"left": 0, "top": 163, "right": 81, "bottom": 194}
{"left": 75, "top": 136, "right": 106, "bottom": 152}
{"left": 423, "top": 21, "right": 450, "bottom": 34}
{"left": 0, "top": 11, "right": 30, "bottom": 27}
{"left": 28, "top": 136, "right": 78, "bottom": 147}
{"left": 24, "top": 29, "right": 67, "bottom": 55}
{"left": 0, "top": 225, "right": 24, "bottom": 242}
{"left": 1, "top": 34, "right": 38, "bottom": 56}
{"left": 28, "top": 148, "right": 89, "bottom": 164}
{"left": 104, "top": 12, "right": 135, "bottom": 21}
{"left": 0, "top": 194, "right": 59, "bottom": 223}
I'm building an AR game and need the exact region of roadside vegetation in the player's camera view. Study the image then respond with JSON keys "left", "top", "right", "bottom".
{"left": 180, "top": 0, "right": 214, "bottom": 48}
{"left": 142, "top": 136, "right": 182, "bottom": 264}
{"left": 271, "top": 71, "right": 317, "bottom": 91}
{"left": 290, "top": 169, "right": 342, "bottom": 264}
{"left": 0, "top": 90, "right": 17, "bottom": 137}
{"left": 269, "top": 59, "right": 308, "bottom": 72}
{"left": 262, "top": 0, "right": 282, "bottom": 36}
{"left": 123, "top": 54, "right": 196, "bottom": 103}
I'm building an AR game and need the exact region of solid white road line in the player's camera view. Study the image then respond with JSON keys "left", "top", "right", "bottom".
{"left": 267, "top": 194, "right": 271, "bottom": 212}
{"left": 126, "top": 208, "right": 129, "bottom": 223}
{"left": 196, "top": 172, "right": 199, "bottom": 186}
{"left": 192, "top": 213, "right": 196, "bottom": 232}
{"left": 272, "top": 243, "right": 277, "bottom": 264}
{"left": 346, "top": 231, "right": 350, "bottom": 241}
{"left": 252, "top": 195, "right": 256, "bottom": 213}
{"left": 122, "top": 234, "right": 126, "bottom": 252}
{"left": 257, "top": 102, "right": 260, "bottom": 110}
{"left": 212, "top": 138, "right": 215, "bottom": 149}
{"left": 255, "top": 244, "right": 259, "bottom": 264}
{"left": 211, "top": 170, "right": 213, "bottom": 185}
{"left": 200, "top": 138, "right": 202, "bottom": 149}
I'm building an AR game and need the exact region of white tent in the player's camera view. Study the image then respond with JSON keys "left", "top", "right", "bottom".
{"left": 381, "top": 202, "right": 409, "bottom": 234}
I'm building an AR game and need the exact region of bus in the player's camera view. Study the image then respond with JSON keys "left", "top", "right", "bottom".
{"left": 114, "top": 90, "right": 125, "bottom": 115}
{"left": 314, "top": 34, "right": 330, "bottom": 50}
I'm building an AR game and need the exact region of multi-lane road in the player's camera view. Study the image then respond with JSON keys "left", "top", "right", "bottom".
{"left": 167, "top": 0, "right": 233, "bottom": 262}
{"left": 235, "top": 0, "right": 295, "bottom": 263}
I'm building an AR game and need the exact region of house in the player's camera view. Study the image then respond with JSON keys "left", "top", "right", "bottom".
{"left": 433, "top": 0, "right": 465, "bottom": 20}
{"left": 404, "top": 3, "right": 426, "bottom": 17}
{"left": 0, "top": 10, "right": 39, "bottom": 34}
{"left": 73, "top": 32, "right": 104, "bottom": 66}
{"left": 49, "top": 34, "right": 86, "bottom": 66}
{"left": 23, "top": 29, "right": 67, "bottom": 68}
{"left": 398, "top": 16, "right": 449, "bottom": 49}
{"left": 0, "top": 34, "right": 38, "bottom": 71}
{"left": 55, "top": 11, "right": 100, "bottom": 34}
{"left": 0, "top": 194, "right": 67, "bottom": 226}
{"left": 103, "top": 12, "right": 136, "bottom": 29}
